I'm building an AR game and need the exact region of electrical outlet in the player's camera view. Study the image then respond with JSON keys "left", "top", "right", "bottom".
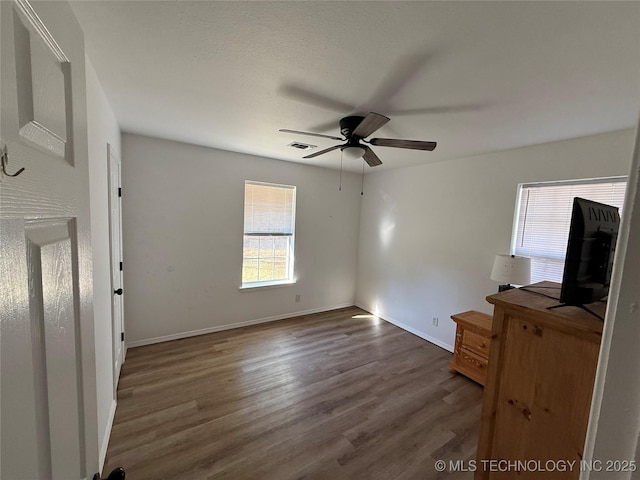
{"left": 295, "top": 294, "right": 301, "bottom": 303}
{"left": 432, "top": 317, "right": 439, "bottom": 327}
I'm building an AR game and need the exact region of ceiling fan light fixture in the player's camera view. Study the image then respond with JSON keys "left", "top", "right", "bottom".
{"left": 342, "top": 146, "right": 365, "bottom": 160}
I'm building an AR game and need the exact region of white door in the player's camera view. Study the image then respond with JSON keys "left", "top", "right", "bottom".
{"left": 108, "top": 143, "right": 124, "bottom": 391}
{"left": 0, "top": 1, "right": 98, "bottom": 479}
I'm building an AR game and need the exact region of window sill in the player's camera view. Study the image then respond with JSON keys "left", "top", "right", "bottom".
{"left": 239, "top": 280, "right": 297, "bottom": 291}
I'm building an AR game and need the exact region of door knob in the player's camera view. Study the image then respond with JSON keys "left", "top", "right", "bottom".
{"left": 114, "top": 288, "right": 123, "bottom": 295}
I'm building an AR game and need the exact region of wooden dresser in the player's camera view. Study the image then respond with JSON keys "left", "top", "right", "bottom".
{"left": 476, "top": 282, "right": 604, "bottom": 479}
{"left": 450, "top": 311, "right": 493, "bottom": 386}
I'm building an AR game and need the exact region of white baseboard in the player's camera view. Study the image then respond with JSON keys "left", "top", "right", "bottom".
{"left": 127, "top": 303, "right": 355, "bottom": 348}
{"left": 99, "top": 399, "right": 117, "bottom": 474}
{"left": 355, "top": 302, "right": 454, "bottom": 353}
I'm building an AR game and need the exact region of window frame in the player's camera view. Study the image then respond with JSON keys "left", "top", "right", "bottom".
{"left": 240, "top": 180, "right": 297, "bottom": 289}
{"left": 510, "top": 176, "right": 627, "bottom": 285}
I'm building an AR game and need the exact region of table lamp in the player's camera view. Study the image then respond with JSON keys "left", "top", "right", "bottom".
{"left": 490, "top": 254, "right": 531, "bottom": 292}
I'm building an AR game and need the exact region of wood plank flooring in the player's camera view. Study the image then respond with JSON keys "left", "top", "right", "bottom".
{"left": 104, "top": 306, "right": 482, "bottom": 480}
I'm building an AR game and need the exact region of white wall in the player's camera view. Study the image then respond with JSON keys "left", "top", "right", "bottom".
{"left": 86, "top": 56, "right": 121, "bottom": 471}
{"left": 121, "top": 134, "right": 361, "bottom": 345}
{"left": 356, "top": 129, "right": 636, "bottom": 351}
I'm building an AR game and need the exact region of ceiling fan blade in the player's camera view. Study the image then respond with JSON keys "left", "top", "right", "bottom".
{"left": 305, "top": 118, "right": 343, "bottom": 134}
{"left": 367, "top": 51, "right": 436, "bottom": 109}
{"left": 388, "top": 103, "right": 487, "bottom": 116}
{"left": 353, "top": 112, "right": 390, "bottom": 138}
{"left": 279, "top": 129, "right": 344, "bottom": 141}
{"left": 302, "top": 144, "right": 342, "bottom": 159}
{"left": 363, "top": 146, "right": 383, "bottom": 167}
{"left": 370, "top": 138, "right": 437, "bottom": 151}
{"left": 279, "top": 85, "right": 356, "bottom": 113}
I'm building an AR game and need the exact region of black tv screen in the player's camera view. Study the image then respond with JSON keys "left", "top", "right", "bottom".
{"left": 560, "top": 197, "right": 620, "bottom": 306}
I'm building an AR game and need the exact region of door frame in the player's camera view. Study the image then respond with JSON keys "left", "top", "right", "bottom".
{"left": 107, "top": 142, "right": 124, "bottom": 395}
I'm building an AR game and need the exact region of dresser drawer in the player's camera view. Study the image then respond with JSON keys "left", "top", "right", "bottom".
{"left": 451, "top": 346, "right": 488, "bottom": 386}
{"left": 450, "top": 310, "right": 493, "bottom": 386}
{"left": 463, "top": 329, "right": 490, "bottom": 357}
{"left": 461, "top": 347, "right": 488, "bottom": 376}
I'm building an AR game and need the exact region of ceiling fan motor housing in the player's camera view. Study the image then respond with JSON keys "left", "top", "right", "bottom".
{"left": 282, "top": 111, "right": 436, "bottom": 164}
{"left": 340, "top": 116, "right": 366, "bottom": 139}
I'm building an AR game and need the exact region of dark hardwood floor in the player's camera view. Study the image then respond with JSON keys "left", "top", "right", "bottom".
{"left": 104, "top": 306, "right": 482, "bottom": 479}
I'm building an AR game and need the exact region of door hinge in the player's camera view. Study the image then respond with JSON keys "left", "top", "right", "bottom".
{"left": 121, "top": 332, "right": 124, "bottom": 342}
{"left": 118, "top": 187, "right": 122, "bottom": 197}
{"left": 119, "top": 261, "right": 123, "bottom": 271}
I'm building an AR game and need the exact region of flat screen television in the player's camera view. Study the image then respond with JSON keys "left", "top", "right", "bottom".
{"left": 559, "top": 197, "right": 620, "bottom": 306}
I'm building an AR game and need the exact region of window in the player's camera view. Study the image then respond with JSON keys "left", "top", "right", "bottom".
{"left": 512, "top": 177, "right": 627, "bottom": 284}
{"left": 242, "top": 181, "right": 296, "bottom": 287}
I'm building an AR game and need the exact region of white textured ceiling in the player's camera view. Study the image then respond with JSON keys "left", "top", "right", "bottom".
{"left": 69, "top": 1, "right": 640, "bottom": 172}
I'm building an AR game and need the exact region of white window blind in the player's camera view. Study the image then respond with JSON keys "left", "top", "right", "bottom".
{"left": 513, "top": 178, "right": 627, "bottom": 284}
{"left": 242, "top": 181, "right": 296, "bottom": 286}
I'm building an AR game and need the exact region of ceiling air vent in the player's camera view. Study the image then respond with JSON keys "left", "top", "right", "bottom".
{"left": 288, "top": 142, "right": 316, "bottom": 150}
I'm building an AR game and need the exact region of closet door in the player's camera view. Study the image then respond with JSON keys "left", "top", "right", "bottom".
{"left": 1, "top": 1, "right": 97, "bottom": 478}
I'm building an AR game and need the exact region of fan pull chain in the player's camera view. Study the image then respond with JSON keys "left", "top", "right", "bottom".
{"left": 361, "top": 158, "right": 365, "bottom": 196}
{"left": 339, "top": 150, "right": 343, "bottom": 192}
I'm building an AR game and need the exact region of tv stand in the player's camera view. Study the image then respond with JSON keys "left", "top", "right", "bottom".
{"left": 475, "top": 282, "right": 604, "bottom": 479}
{"left": 518, "top": 283, "right": 606, "bottom": 320}
{"left": 546, "top": 302, "right": 605, "bottom": 321}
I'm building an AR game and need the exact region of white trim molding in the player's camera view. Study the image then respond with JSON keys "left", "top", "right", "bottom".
{"left": 98, "top": 399, "right": 117, "bottom": 474}
{"left": 355, "top": 302, "right": 455, "bottom": 353}
{"left": 127, "top": 303, "right": 354, "bottom": 348}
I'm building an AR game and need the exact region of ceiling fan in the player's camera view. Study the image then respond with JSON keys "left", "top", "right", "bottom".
{"left": 280, "top": 112, "right": 436, "bottom": 167}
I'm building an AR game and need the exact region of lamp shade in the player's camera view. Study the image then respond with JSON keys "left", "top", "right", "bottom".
{"left": 490, "top": 254, "right": 531, "bottom": 285}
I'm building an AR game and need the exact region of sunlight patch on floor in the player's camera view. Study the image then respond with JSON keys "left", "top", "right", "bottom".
{"left": 352, "top": 314, "right": 382, "bottom": 325}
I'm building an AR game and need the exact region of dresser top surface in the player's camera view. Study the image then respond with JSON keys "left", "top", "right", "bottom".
{"left": 486, "top": 281, "right": 604, "bottom": 336}
{"left": 451, "top": 310, "right": 493, "bottom": 332}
